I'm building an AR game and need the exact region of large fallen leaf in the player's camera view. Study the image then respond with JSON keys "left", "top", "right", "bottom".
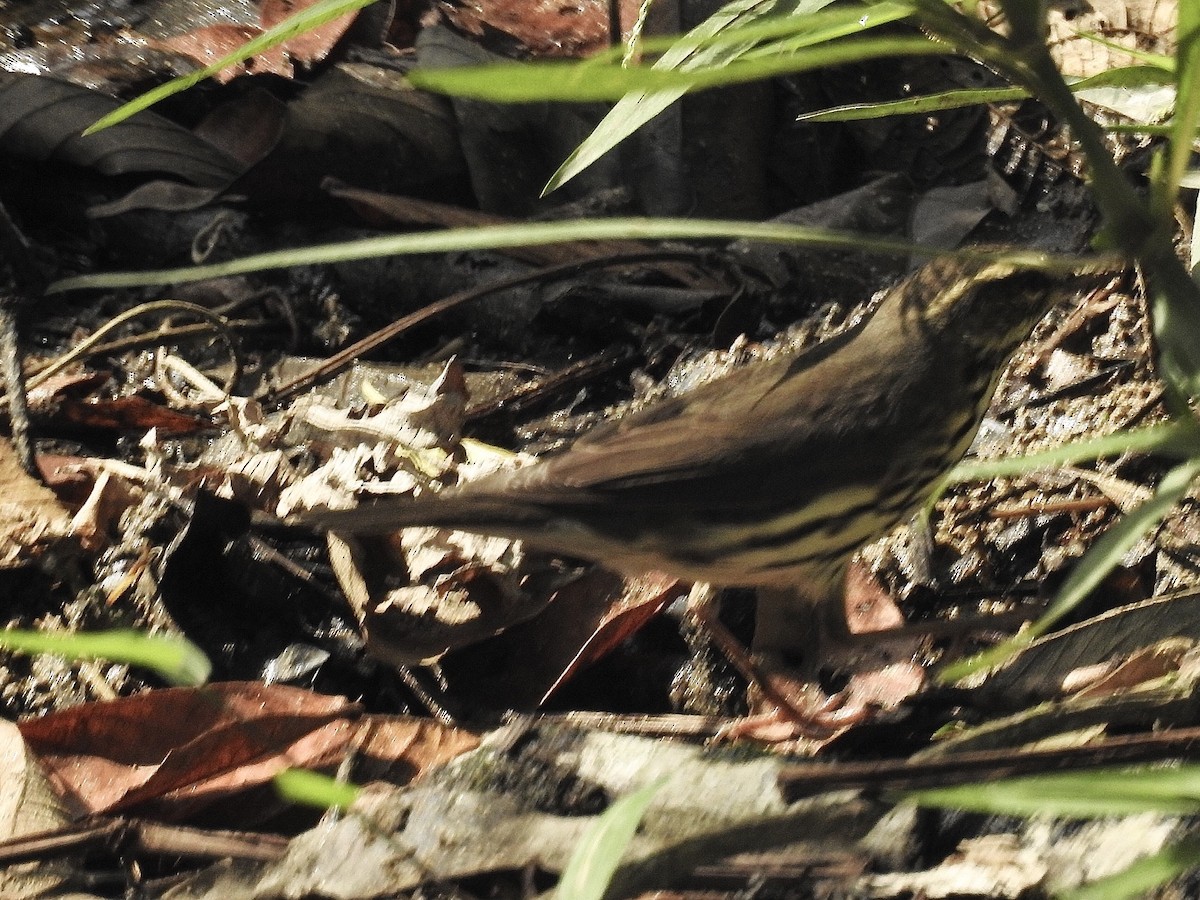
{"left": 0, "top": 73, "right": 242, "bottom": 187}
{"left": 18, "top": 683, "right": 477, "bottom": 820}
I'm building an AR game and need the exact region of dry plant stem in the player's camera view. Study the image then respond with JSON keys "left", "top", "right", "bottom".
{"left": 0, "top": 818, "right": 288, "bottom": 866}
{"left": 71, "top": 317, "right": 268, "bottom": 361}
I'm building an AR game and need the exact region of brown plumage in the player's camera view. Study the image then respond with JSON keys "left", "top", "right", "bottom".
{"left": 302, "top": 254, "right": 1101, "bottom": 651}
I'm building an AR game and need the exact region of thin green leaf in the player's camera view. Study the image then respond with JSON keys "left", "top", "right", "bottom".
{"left": 909, "top": 764, "right": 1200, "bottom": 818}
{"left": 945, "top": 421, "right": 1199, "bottom": 484}
{"left": 616, "top": 1, "right": 916, "bottom": 61}
{"left": 797, "top": 65, "right": 1171, "bottom": 122}
{"left": 941, "top": 455, "right": 1200, "bottom": 682}
{"left": 1072, "top": 30, "right": 1175, "bottom": 71}
{"left": 274, "top": 768, "right": 361, "bottom": 811}
{"left": 1063, "top": 835, "right": 1200, "bottom": 900}
{"left": 410, "top": 34, "right": 947, "bottom": 103}
{"left": 0, "top": 629, "right": 211, "bottom": 686}
{"left": 45, "top": 218, "right": 1111, "bottom": 293}
{"left": 84, "top": 0, "right": 375, "bottom": 134}
{"left": 1144, "top": 253, "right": 1200, "bottom": 406}
{"left": 556, "top": 779, "right": 665, "bottom": 900}
{"left": 546, "top": 0, "right": 841, "bottom": 193}
{"left": 1160, "top": 2, "right": 1200, "bottom": 205}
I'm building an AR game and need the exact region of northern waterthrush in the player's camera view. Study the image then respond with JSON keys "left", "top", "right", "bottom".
{"left": 303, "top": 254, "right": 1105, "bottom": 656}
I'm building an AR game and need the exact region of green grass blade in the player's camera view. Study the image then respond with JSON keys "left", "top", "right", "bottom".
{"left": 410, "top": 34, "right": 946, "bottom": 103}
{"left": 545, "top": 0, "right": 841, "bottom": 193}
{"left": 797, "top": 65, "right": 1171, "bottom": 122}
{"left": 719, "top": 1, "right": 916, "bottom": 58}
{"left": 909, "top": 764, "right": 1200, "bottom": 818}
{"left": 83, "top": 0, "right": 376, "bottom": 134}
{"left": 274, "top": 768, "right": 362, "bottom": 811}
{"left": 45, "top": 219, "right": 1110, "bottom": 293}
{"left": 1062, "top": 836, "right": 1200, "bottom": 900}
{"left": 1159, "top": 1, "right": 1200, "bottom": 206}
{"left": 941, "top": 455, "right": 1200, "bottom": 682}
{"left": 609, "top": 1, "right": 914, "bottom": 60}
{"left": 945, "top": 421, "right": 1198, "bottom": 484}
{"left": 0, "top": 629, "right": 211, "bottom": 686}
{"left": 556, "top": 779, "right": 665, "bottom": 900}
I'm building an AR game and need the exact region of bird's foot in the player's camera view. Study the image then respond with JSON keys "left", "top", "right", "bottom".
{"left": 686, "top": 583, "right": 874, "bottom": 740}
{"left": 688, "top": 580, "right": 927, "bottom": 742}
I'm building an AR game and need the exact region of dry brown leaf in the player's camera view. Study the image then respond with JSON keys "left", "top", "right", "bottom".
{"left": 0, "top": 720, "right": 83, "bottom": 898}
{"left": 151, "top": 0, "right": 360, "bottom": 83}
{"left": 0, "top": 439, "right": 73, "bottom": 568}
{"left": 19, "top": 683, "right": 358, "bottom": 816}
{"left": 433, "top": 0, "right": 610, "bottom": 57}
{"left": 18, "top": 683, "right": 478, "bottom": 822}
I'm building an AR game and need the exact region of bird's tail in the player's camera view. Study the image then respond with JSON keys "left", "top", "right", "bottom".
{"left": 295, "top": 494, "right": 557, "bottom": 540}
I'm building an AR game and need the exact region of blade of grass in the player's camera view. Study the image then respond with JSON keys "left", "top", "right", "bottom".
{"left": 45, "top": 218, "right": 1112, "bottom": 294}
{"left": 940, "top": 455, "right": 1200, "bottom": 683}
{"left": 1157, "top": 1, "right": 1200, "bottom": 209}
{"left": 545, "top": 0, "right": 841, "bottom": 193}
{"left": 797, "top": 65, "right": 1171, "bottom": 122}
{"left": 410, "top": 34, "right": 948, "bottom": 103}
{"left": 0, "top": 629, "right": 211, "bottom": 686}
{"left": 944, "top": 421, "right": 1199, "bottom": 485}
{"left": 609, "top": 0, "right": 915, "bottom": 60}
{"left": 556, "top": 779, "right": 665, "bottom": 900}
{"left": 908, "top": 764, "right": 1200, "bottom": 818}
{"left": 274, "top": 768, "right": 361, "bottom": 811}
{"left": 84, "top": 0, "right": 376, "bottom": 134}
{"left": 1062, "top": 835, "right": 1200, "bottom": 900}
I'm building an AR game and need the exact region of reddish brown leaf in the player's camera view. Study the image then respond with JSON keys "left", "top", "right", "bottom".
{"left": 54, "top": 397, "right": 207, "bottom": 434}
{"left": 343, "top": 716, "right": 481, "bottom": 783}
{"left": 152, "top": 0, "right": 360, "bottom": 83}
{"left": 19, "top": 684, "right": 357, "bottom": 815}
{"left": 19, "top": 684, "right": 480, "bottom": 822}
{"left": 434, "top": 0, "right": 610, "bottom": 57}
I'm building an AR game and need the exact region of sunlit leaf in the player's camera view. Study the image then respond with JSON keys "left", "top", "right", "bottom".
{"left": 274, "top": 768, "right": 361, "bottom": 811}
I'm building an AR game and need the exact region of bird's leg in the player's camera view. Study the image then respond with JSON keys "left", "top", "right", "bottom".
{"left": 685, "top": 584, "right": 866, "bottom": 736}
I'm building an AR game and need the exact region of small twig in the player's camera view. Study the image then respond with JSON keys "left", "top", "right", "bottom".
{"left": 0, "top": 817, "right": 288, "bottom": 866}
{"left": 464, "top": 345, "right": 634, "bottom": 423}
{"left": 13, "top": 300, "right": 240, "bottom": 402}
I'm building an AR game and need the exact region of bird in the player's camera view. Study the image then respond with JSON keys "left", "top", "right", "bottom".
{"left": 300, "top": 252, "right": 1106, "bottom": 666}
